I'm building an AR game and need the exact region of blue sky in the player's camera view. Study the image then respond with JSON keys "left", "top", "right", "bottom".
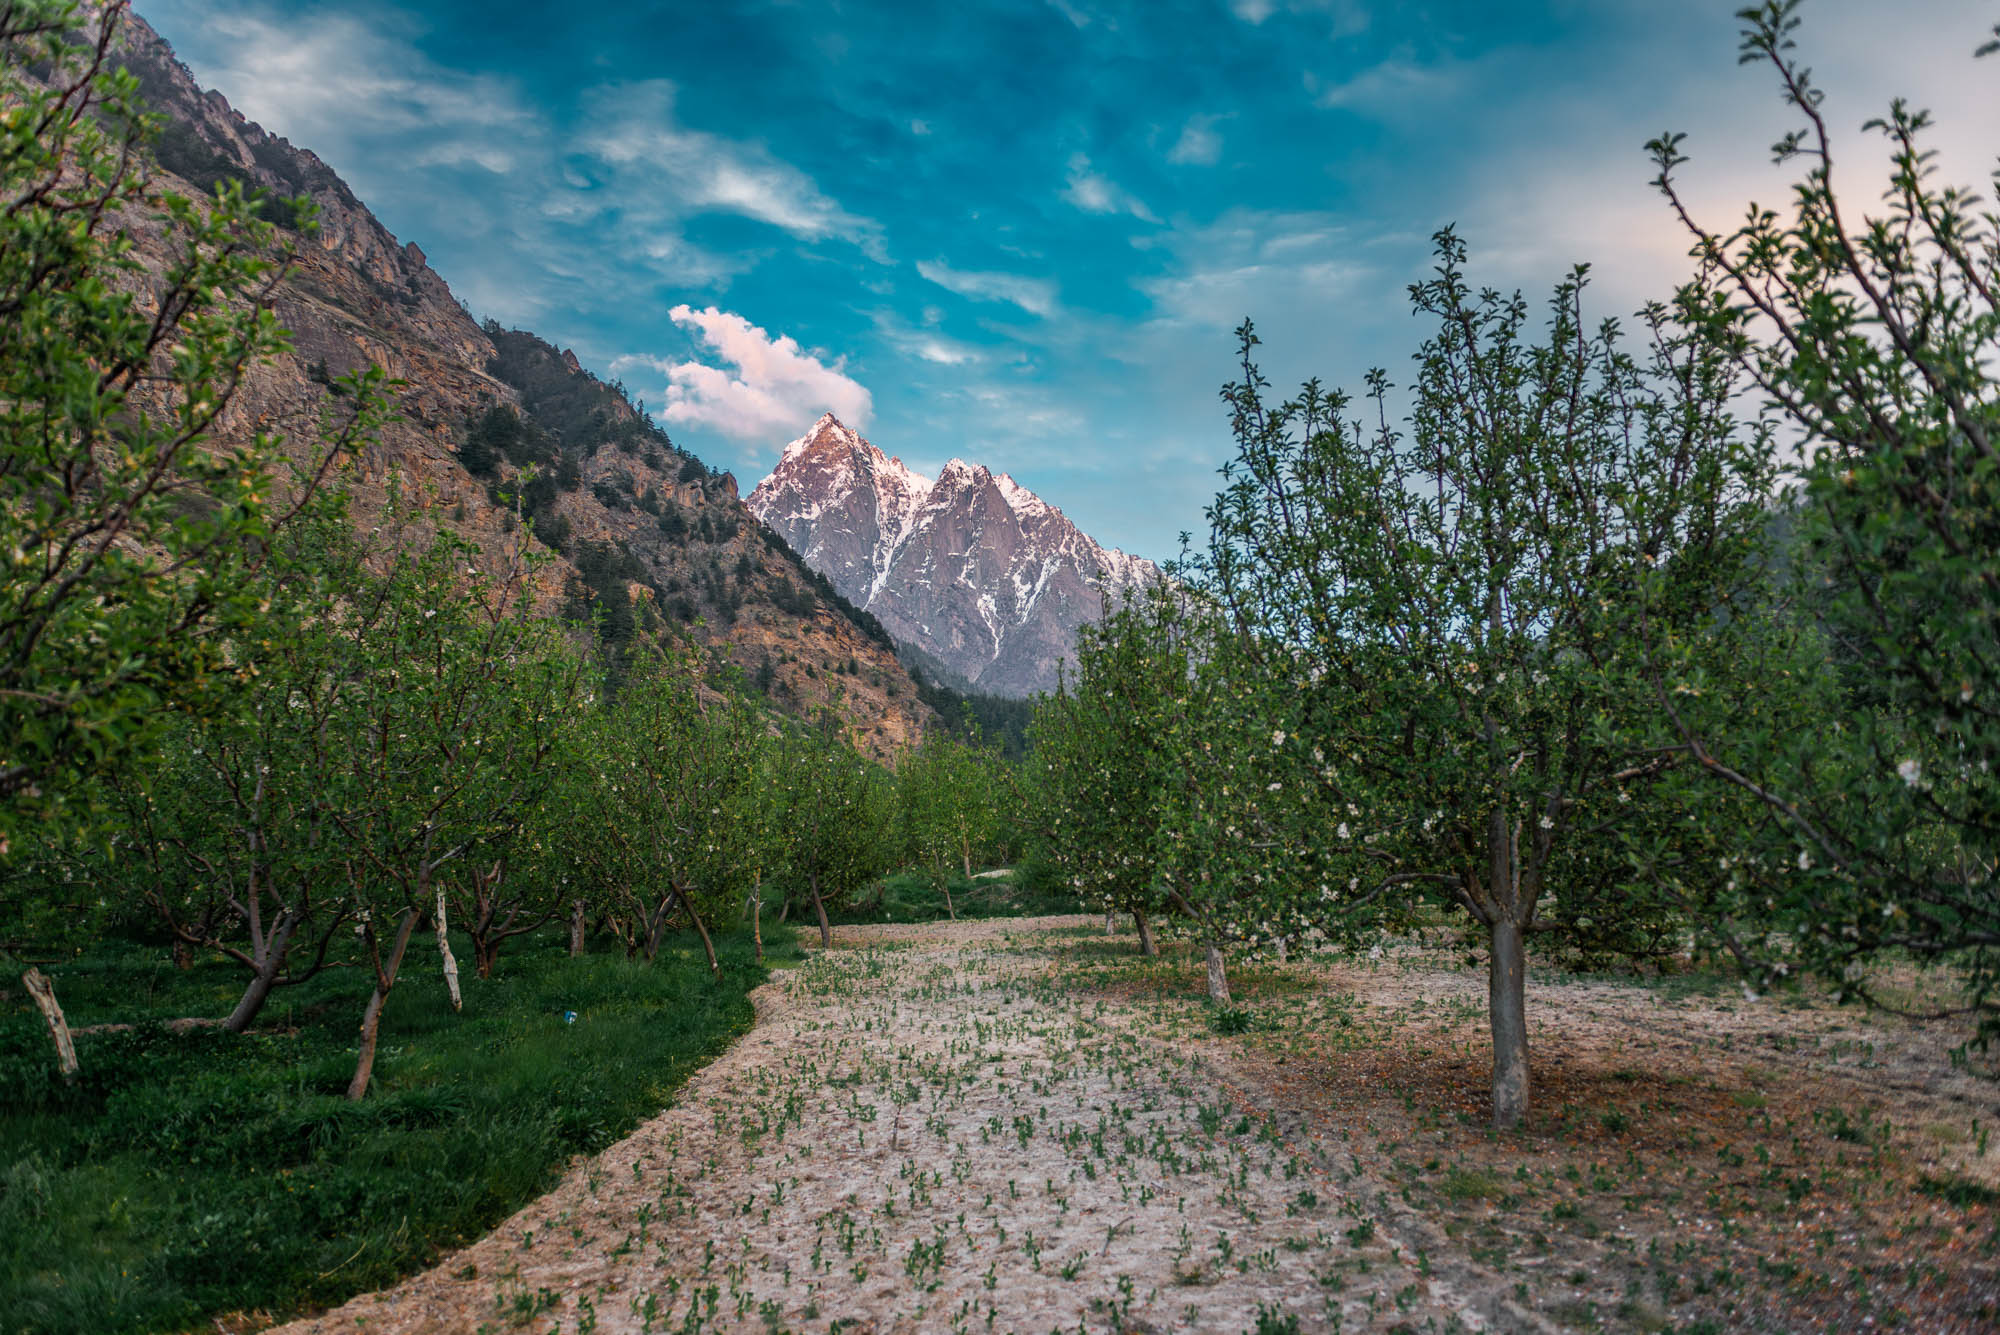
{"left": 142, "top": 0, "right": 2000, "bottom": 562}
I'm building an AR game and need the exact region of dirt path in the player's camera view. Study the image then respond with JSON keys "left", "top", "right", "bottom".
{"left": 272, "top": 917, "right": 1522, "bottom": 1335}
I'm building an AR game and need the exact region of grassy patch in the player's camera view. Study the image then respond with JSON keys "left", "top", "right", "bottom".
{"left": 1918, "top": 1173, "right": 2000, "bottom": 1209}
{"left": 827, "top": 869, "right": 1082, "bottom": 924}
{"left": 0, "top": 923, "right": 795, "bottom": 1335}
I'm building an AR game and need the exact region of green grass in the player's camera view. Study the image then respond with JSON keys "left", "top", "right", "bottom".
{"left": 0, "top": 922, "right": 797, "bottom": 1335}
{"left": 826, "top": 868, "right": 1082, "bottom": 925}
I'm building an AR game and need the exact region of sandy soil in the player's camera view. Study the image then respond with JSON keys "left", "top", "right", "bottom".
{"left": 270, "top": 917, "right": 1524, "bottom": 1334}
{"left": 267, "top": 917, "right": 1997, "bottom": 1335}
{"left": 1046, "top": 927, "right": 2000, "bottom": 1334}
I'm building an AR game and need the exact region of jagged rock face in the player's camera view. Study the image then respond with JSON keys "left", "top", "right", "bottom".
{"left": 96, "top": 11, "right": 933, "bottom": 757}
{"left": 748, "top": 415, "right": 1161, "bottom": 697}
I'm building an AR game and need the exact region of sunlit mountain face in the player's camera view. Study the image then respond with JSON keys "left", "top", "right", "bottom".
{"left": 750, "top": 414, "right": 1159, "bottom": 697}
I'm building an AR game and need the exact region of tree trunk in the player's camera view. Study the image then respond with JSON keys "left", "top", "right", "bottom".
{"left": 642, "top": 894, "right": 673, "bottom": 963}
{"left": 348, "top": 909, "right": 419, "bottom": 1102}
{"left": 940, "top": 873, "right": 956, "bottom": 922}
{"left": 1132, "top": 909, "right": 1158, "bottom": 957}
{"left": 474, "top": 937, "right": 499, "bottom": 980}
{"left": 960, "top": 829, "right": 972, "bottom": 880}
{"left": 21, "top": 968, "right": 78, "bottom": 1080}
{"left": 223, "top": 910, "right": 301, "bottom": 1033}
{"left": 224, "top": 960, "right": 281, "bottom": 1034}
{"left": 171, "top": 938, "right": 195, "bottom": 970}
{"left": 1205, "top": 941, "right": 1231, "bottom": 1004}
{"left": 1274, "top": 936, "right": 1288, "bottom": 966}
{"left": 1104, "top": 910, "right": 1115, "bottom": 934}
{"left": 1488, "top": 915, "right": 1530, "bottom": 1131}
{"left": 752, "top": 875, "right": 763, "bottom": 964}
{"left": 673, "top": 882, "right": 721, "bottom": 980}
{"left": 435, "top": 887, "right": 462, "bottom": 1011}
{"left": 777, "top": 895, "right": 791, "bottom": 925}
{"left": 569, "top": 899, "right": 586, "bottom": 957}
{"left": 809, "top": 869, "right": 832, "bottom": 948}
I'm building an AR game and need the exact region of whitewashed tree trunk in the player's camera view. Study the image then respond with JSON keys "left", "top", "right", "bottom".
{"left": 435, "top": 886, "right": 462, "bottom": 1011}
{"left": 1205, "top": 942, "right": 1231, "bottom": 1004}
{"left": 349, "top": 909, "right": 419, "bottom": 1101}
{"left": 22, "top": 968, "right": 78, "bottom": 1079}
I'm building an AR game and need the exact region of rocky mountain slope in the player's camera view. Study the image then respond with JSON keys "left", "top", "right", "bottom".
{"left": 111, "top": 10, "right": 931, "bottom": 755}
{"left": 748, "top": 415, "right": 1160, "bottom": 697}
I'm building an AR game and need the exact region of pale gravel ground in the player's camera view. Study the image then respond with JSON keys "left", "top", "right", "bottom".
{"left": 269, "top": 916, "right": 1530, "bottom": 1335}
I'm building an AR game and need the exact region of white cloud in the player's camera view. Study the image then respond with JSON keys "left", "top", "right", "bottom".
{"left": 617, "top": 307, "right": 873, "bottom": 445}
{"left": 1167, "top": 116, "right": 1223, "bottom": 166}
{"left": 916, "top": 259, "right": 1059, "bottom": 318}
{"left": 1062, "top": 153, "right": 1158, "bottom": 222}
{"left": 1229, "top": 0, "right": 1275, "bottom": 22}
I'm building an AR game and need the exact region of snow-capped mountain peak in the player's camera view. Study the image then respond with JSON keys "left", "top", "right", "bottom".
{"left": 748, "top": 416, "right": 1161, "bottom": 697}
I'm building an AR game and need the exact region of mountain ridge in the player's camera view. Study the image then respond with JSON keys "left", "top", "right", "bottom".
{"left": 749, "top": 413, "right": 1161, "bottom": 697}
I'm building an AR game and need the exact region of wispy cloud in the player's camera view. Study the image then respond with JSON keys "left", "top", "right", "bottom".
{"left": 1062, "top": 153, "right": 1158, "bottom": 222}
{"left": 616, "top": 307, "right": 873, "bottom": 447}
{"left": 582, "top": 81, "right": 880, "bottom": 248}
{"left": 1044, "top": 0, "right": 1094, "bottom": 29}
{"left": 1166, "top": 116, "right": 1223, "bottom": 166}
{"left": 916, "top": 259, "right": 1059, "bottom": 318}
{"left": 177, "top": 9, "right": 537, "bottom": 194}
{"left": 1134, "top": 210, "right": 1368, "bottom": 332}
{"left": 1308, "top": 56, "right": 1473, "bottom": 112}
{"left": 150, "top": 1, "right": 882, "bottom": 331}
{"left": 1228, "top": 0, "right": 1368, "bottom": 35}
{"left": 864, "top": 307, "right": 996, "bottom": 369}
